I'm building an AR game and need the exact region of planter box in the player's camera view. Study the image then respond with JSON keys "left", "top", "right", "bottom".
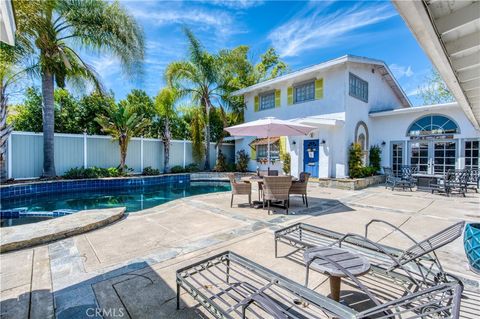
{"left": 318, "top": 175, "right": 385, "bottom": 190}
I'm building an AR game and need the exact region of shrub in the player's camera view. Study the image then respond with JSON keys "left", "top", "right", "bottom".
{"left": 214, "top": 150, "right": 227, "bottom": 172}
{"left": 63, "top": 166, "right": 124, "bottom": 179}
{"left": 170, "top": 165, "right": 185, "bottom": 173}
{"left": 369, "top": 145, "right": 382, "bottom": 171}
{"left": 281, "top": 152, "right": 291, "bottom": 175}
{"left": 348, "top": 143, "right": 364, "bottom": 178}
{"left": 226, "top": 163, "right": 236, "bottom": 172}
{"left": 236, "top": 150, "right": 250, "bottom": 172}
{"left": 185, "top": 163, "right": 200, "bottom": 172}
{"left": 143, "top": 166, "right": 160, "bottom": 176}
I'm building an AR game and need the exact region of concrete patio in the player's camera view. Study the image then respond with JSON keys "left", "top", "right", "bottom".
{"left": 1, "top": 184, "right": 479, "bottom": 319}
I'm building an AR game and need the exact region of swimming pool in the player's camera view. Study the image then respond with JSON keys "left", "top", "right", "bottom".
{"left": 0, "top": 180, "right": 230, "bottom": 227}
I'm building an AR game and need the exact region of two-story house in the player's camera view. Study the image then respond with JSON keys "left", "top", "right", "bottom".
{"left": 232, "top": 55, "right": 480, "bottom": 178}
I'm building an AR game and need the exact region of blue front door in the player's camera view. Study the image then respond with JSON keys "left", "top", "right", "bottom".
{"left": 304, "top": 139, "right": 319, "bottom": 177}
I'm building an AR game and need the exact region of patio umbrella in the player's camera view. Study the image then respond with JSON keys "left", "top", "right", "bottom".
{"left": 224, "top": 117, "right": 316, "bottom": 168}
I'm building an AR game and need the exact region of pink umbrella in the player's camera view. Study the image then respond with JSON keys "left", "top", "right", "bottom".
{"left": 224, "top": 117, "right": 316, "bottom": 166}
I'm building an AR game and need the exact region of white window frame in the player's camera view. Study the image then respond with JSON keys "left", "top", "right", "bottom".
{"left": 259, "top": 91, "right": 275, "bottom": 110}
{"left": 294, "top": 80, "right": 315, "bottom": 104}
{"left": 349, "top": 72, "right": 368, "bottom": 103}
{"left": 256, "top": 142, "right": 280, "bottom": 160}
{"left": 464, "top": 139, "right": 479, "bottom": 170}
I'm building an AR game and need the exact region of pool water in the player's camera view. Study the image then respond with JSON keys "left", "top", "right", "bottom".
{"left": 0, "top": 181, "right": 230, "bottom": 227}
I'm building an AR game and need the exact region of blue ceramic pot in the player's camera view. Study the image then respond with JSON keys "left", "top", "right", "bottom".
{"left": 464, "top": 223, "right": 480, "bottom": 275}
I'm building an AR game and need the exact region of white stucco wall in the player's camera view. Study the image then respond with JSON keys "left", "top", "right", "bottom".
{"left": 370, "top": 104, "right": 480, "bottom": 170}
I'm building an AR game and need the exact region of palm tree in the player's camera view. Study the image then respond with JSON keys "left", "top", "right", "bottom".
{"left": 0, "top": 39, "right": 32, "bottom": 181}
{"left": 154, "top": 87, "right": 179, "bottom": 173}
{"left": 166, "top": 28, "right": 230, "bottom": 171}
{"left": 95, "top": 103, "right": 149, "bottom": 172}
{"left": 14, "top": 0, "right": 144, "bottom": 177}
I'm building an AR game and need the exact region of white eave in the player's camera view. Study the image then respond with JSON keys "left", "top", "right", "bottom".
{"left": 232, "top": 54, "right": 412, "bottom": 108}
{"left": 0, "top": 0, "right": 16, "bottom": 46}
{"left": 392, "top": 0, "right": 480, "bottom": 130}
{"left": 369, "top": 102, "right": 459, "bottom": 118}
{"left": 290, "top": 113, "right": 345, "bottom": 127}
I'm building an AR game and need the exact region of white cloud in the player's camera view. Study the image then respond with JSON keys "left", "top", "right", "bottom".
{"left": 199, "top": 0, "right": 265, "bottom": 9}
{"left": 268, "top": 2, "right": 397, "bottom": 57}
{"left": 128, "top": 6, "right": 240, "bottom": 37}
{"left": 389, "top": 64, "right": 414, "bottom": 79}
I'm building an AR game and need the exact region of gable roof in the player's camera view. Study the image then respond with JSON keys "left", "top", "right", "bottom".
{"left": 232, "top": 54, "right": 412, "bottom": 108}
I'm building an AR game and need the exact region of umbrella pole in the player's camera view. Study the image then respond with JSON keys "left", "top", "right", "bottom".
{"left": 267, "top": 137, "right": 270, "bottom": 173}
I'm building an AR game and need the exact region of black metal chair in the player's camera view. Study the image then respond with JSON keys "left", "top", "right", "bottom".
{"left": 466, "top": 168, "right": 479, "bottom": 193}
{"left": 383, "top": 167, "right": 411, "bottom": 191}
{"left": 431, "top": 169, "right": 468, "bottom": 197}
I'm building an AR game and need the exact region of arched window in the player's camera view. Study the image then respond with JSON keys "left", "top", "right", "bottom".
{"left": 407, "top": 115, "right": 459, "bottom": 137}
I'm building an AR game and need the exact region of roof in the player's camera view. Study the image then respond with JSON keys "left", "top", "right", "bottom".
{"left": 392, "top": 0, "right": 480, "bottom": 129}
{"left": 231, "top": 54, "right": 412, "bottom": 108}
{"left": 369, "top": 102, "right": 459, "bottom": 117}
{"left": 249, "top": 137, "right": 280, "bottom": 146}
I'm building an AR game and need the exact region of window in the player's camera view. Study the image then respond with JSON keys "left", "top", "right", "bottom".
{"left": 260, "top": 92, "right": 275, "bottom": 110}
{"left": 392, "top": 142, "right": 403, "bottom": 177}
{"left": 433, "top": 141, "right": 456, "bottom": 174}
{"left": 294, "top": 81, "right": 315, "bottom": 103}
{"left": 465, "top": 140, "right": 479, "bottom": 170}
{"left": 349, "top": 73, "right": 368, "bottom": 102}
{"left": 256, "top": 143, "right": 280, "bottom": 159}
{"left": 407, "top": 115, "right": 459, "bottom": 137}
{"left": 410, "top": 142, "right": 429, "bottom": 173}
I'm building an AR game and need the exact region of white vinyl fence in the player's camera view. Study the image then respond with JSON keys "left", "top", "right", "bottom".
{"left": 7, "top": 131, "right": 235, "bottom": 179}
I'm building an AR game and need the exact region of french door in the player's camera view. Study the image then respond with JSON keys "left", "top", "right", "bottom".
{"left": 409, "top": 140, "right": 457, "bottom": 174}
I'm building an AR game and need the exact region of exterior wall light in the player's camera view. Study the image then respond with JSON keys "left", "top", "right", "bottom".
{"left": 381, "top": 141, "right": 386, "bottom": 146}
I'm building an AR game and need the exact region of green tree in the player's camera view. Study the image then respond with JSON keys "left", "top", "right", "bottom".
{"left": 154, "top": 87, "right": 179, "bottom": 173}
{"left": 95, "top": 103, "right": 149, "bottom": 172}
{"left": 166, "top": 28, "right": 230, "bottom": 170}
{"left": 55, "top": 89, "right": 82, "bottom": 133}
{"left": 10, "top": 87, "right": 44, "bottom": 132}
{"left": 418, "top": 69, "right": 454, "bottom": 105}
{"left": 78, "top": 90, "right": 115, "bottom": 135}
{"left": 15, "top": 0, "right": 144, "bottom": 177}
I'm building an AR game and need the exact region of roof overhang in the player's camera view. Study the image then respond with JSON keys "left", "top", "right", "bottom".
{"left": 0, "top": 0, "right": 16, "bottom": 46}
{"left": 291, "top": 114, "right": 345, "bottom": 127}
{"left": 392, "top": 0, "right": 480, "bottom": 130}
{"left": 232, "top": 55, "right": 411, "bottom": 108}
{"left": 369, "top": 102, "right": 459, "bottom": 118}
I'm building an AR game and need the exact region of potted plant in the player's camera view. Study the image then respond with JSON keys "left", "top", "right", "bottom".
{"left": 464, "top": 223, "right": 480, "bottom": 274}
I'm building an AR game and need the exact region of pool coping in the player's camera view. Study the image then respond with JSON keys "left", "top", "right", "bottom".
{"left": 0, "top": 207, "right": 126, "bottom": 253}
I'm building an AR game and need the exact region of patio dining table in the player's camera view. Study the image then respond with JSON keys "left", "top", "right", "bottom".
{"left": 412, "top": 173, "right": 445, "bottom": 191}
{"left": 241, "top": 175, "right": 297, "bottom": 209}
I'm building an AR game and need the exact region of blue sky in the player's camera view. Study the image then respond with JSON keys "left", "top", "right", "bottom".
{"left": 85, "top": 0, "right": 434, "bottom": 106}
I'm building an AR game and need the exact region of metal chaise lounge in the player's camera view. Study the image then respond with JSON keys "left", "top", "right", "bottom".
{"left": 176, "top": 251, "right": 462, "bottom": 318}
{"left": 275, "top": 220, "right": 465, "bottom": 289}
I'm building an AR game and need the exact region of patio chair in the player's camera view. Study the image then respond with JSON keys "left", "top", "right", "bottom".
{"left": 289, "top": 172, "right": 311, "bottom": 207}
{"left": 431, "top": 169, "right": 468, "bottom": 197}
{"left": 466, "top": 168, "right": 479, "bottom": 193}
{"left": 227, "top": 173, "right": 252, "bottom": 207}
{"left": 262, "top": 176, "right": 292, "bottom": 215}
{"left": 275, "top": 220, "right": 465, "bottom": 289}
{"left": 400, "top": 165, "right": 417, "bottom": 190}
{"left": 257, "top": 170, "right": 279, "bottom": 201}
{"left": 383, "top": 167, "right": 410, "bottom": 191}
{"left": 176, "top": 251, "right": 463, "bottom": 319}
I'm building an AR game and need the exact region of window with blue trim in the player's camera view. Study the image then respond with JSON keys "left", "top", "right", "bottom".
{"left": 349, "top": 73, "right": 368, "bottom": 102}
{"left": 407, "top": 115, "right": 459, "bottom": 136}
{"left": 260, "top": 92, "right": 275, "bottom": 110}
{"left": 294, "top": 81, "right": 315, "bottom": 103}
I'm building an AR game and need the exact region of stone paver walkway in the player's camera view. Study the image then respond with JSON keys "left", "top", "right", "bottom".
{"left": 0, "top": 185, "right": 478, "bottom": 318}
